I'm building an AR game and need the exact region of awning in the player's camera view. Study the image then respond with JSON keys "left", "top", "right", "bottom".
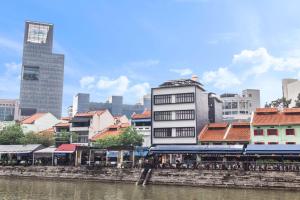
{"left": 149, "top": 145, "right": 244, "bottom": 154}
{"left": 134, "top": 147, "right": 149, "bottom": 157}
{"left": 0, "top": 144, "right": 43, "bottom": 154}
{"left": 55, "top": 144, "right": 77, "bottom": 153}
{"left": 245, "top": 145, "right": 300, "bottom": 155}
{"left": 34, "top": 146, "right": 56, "bottom": 154}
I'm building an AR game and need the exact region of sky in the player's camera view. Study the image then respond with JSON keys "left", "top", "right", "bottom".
{"left": 1, "top": 0, "right": 300, "bottom": 115}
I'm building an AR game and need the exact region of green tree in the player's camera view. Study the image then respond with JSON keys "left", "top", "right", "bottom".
{"left": 118, "top": 127, "right": 143, "bottom": 146}
{"left": 20, "top": 132, "right": 54, "bottom": 147}
{"left": 0, "top": 124, "right": 24, "bottom": 144}
{"left": 295, "top": 93, "right": 300, "bottom": 108}
{"left": 94, "top": 127, "right": 143, "bottom": 148}
{"left": 265, "top": 97, "right": 291, "bottom": 108}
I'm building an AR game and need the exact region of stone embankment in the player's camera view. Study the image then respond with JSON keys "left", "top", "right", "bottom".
{"left": 0, "top": 166, "right": 300, "bottom": 190}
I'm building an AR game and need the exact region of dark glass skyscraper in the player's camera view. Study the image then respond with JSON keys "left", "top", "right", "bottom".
{"left": 20, "top": 21, "right": 64, "bottom": 118}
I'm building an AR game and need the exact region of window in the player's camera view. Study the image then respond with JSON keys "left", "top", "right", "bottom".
{"left": 23, "top": 66, "right": 39, "bottom": 80}
{"left": 254, "top": 142, "right": 265, "bottom": 145}
{"left": 268, "top": 142, "right": 278, "bottom": 145}
{"left": 175, "top": 93, "right": 194, "bottom": 103}
{"left": 232, "top": 102, "right": 238, "bottom": 109}
{"left": 254, "top": 129, "right": 264, "bottom": 136}
{"left": 267, "top": 129, "right": 278, "bottom": 136}
{"left": 175, "top": 127, "right": 195, "bottom": 137}
{"left": 154, "top": 95, "right": 172, "bottom": 105}
{"left": 175, "top": 110, "right": 195, "bottom": 120}
{"left": 153, "top": 128, "right": 172, "bottom": 138}
{"left": 154, "top": 111, "right": 172, "bottom": 121}
{"left": 286, "top": 129, "right": 295, "bottom": 135}
{"left": 27, "top": 23, "right": 50, "bottom": 44}
{"left": 286, "top": 142, "right": 296, "bottom": 145}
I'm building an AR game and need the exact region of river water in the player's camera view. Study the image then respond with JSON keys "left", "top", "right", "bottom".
{"left": 0, "top": 177, "right": 299, "bottom": 200}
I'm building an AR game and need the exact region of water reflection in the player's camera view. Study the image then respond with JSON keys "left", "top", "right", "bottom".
{"left": 0, "top": 177, "right": 298, "bottom": 200}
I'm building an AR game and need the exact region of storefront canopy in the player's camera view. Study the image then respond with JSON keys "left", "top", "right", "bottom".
{"left": 34, "top": 146, "right": 56, "bottom": 154}
{"left": 55, "top": 144, "right": 77, "bottom": 154}
{"left": 0, "top": 144, "right": 43, "bottom": 154}
{"left": 245, "top": 145, "right": 300, "bottom": 155}
{"left": 149, "top": 145, "right": 244, "bottom": 154}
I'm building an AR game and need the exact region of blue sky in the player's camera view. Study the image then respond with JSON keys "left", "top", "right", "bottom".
{"left": 1, "top": 0, "right": 300, "bottom": 115}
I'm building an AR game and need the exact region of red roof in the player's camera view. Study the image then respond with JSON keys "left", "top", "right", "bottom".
{"left": 55, "top": 144, "right": 77, "bottom": 153}
{"left": 75, "top": 110, "right": 106, "bottom": 117}
{"left": 54, "top": 122, "right": 70, "bottom": 127}
{"left": 61, "top": 116, "right": 71, "bottom": 121}
{"left": 198, "top": 124, "right": 227, "bottom": 142}
{"left": 225, "top": 123, "right": 250, "bottom": 142}
{"left": 198, "top": 122, "right": 250, "bottom": 142}
{"left": 256, "top": 108, "right": 278, "bottom": 113}
{"left": 91, "top": 124, "right": 130, "bottom": 141}
{"left": 252, "top": 110, "right": 300, "bottom": 126}
{"left": 131, "top": 110, "right": 151, "bottom": 119}
{"left": 208, "top": 123, "right": 228, "bottom": 128}
{"left": 21, "top": 113, "right": 47, "bottom": 124}
{"left": 283, "top": 108, "right": 300, "bottom": 113}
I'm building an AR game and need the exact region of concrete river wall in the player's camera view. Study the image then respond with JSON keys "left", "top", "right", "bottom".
{"left": 0, "top": 166, "right": 300, "bottom": 190}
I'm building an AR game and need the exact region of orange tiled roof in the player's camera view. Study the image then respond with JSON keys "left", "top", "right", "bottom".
{"left": 91, "top": 123, "right": 130, "bottom": 141}
{"left": 54, "top": 122, "right": 70, "bottom": 127}
{"left": 21, "top": 113, "right": 47, "bottom": 124}
{"left": 253, "top": 109, "right": 300, "bottom": 126}
{"left": 198, "top": 122, "right": 250, "bottom": 142}
{"left": 283, "top": 108, "right": 300, "bottom": 113}
{"left": 75, "top": 110, "right": 106, "bottom": 117}
{"left": 208, "top": 123, "right": 228, "bottom": 128}
{"left": 38, "top": 127, "right": 55, "bottom": 137}
{"left": 225, "top": 123, "right": 250, "bottom": 142}
{"left": 256, "top": 108, "right": 278, "bottom": 113}
{"left": 198, "top": 124, "right": 227, "bottom": 142}
{"left": 131, "top": 110, "right": 151, "bottom": 119}
{"left": 61, "top": 116, "right": 71, "bottom": 121}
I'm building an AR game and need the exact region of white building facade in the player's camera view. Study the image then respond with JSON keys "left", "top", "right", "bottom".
{"left": 151, "top": 79, "right": 209, "bottom": 145}
{"left": 220, "top": 89, "right": 260, "bottom": 122}
{"left": 282, "top": 79, "right": 300, "bottom": 107}
{"left": 0, "top": 99, "right": 20, "bottom": 121}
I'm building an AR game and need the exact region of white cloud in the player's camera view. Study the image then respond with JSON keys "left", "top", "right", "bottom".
{"left": 202, "top": 67, "right": 241, "bottom": 89}
{"left": 97, "top": 76, "right": 129, "bottom": 95}
{"left": 0, "top": 36, "right": 22, "bottom": 52}
{"left": 170, "top": 68, "right": 193, "bottom": 76}
{"left": 80, "top": 76, "right": 95, "bottom": 89}
{"left": 233, "top": 47, "right": 300, "bottom": 76}
{"left": 128, "top": 82, "right": 150, "bottom": 97}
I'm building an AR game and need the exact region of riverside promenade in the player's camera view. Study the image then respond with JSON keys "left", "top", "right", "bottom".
{"left": 1, "top": 166, "right": 300, "bottom": 190}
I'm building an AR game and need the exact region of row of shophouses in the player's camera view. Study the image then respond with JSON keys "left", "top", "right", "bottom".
{"left": 2, "top": 78, "right": 300, "bottom": 167}
{"left": 17, "top": 78, "right": 300, "bottom": 147}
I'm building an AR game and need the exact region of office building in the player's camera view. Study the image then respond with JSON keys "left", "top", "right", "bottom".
{"left": 0, "top": 99, "right": 20, "bottom": 121}
{"left": 19, "top": 21, "right": 64, "bottom": 118}
{"left": 282, "top": 79, "right": 300, "bottom": 107}
{"left": 71, "top": 93, "right": 146, "bottom": 118}
{"left": 220, "top": 89, "right": 260, "bottom": 122}
{"left": 151, "top": 78, "right": 210, "bottom": 145}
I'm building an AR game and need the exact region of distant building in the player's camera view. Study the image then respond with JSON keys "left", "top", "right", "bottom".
{"left": 71, "top": 93, "right": 146, "bottom": 118}
{"left": 251, "top": 108, "right": 300, "bottom": 144}
{"left": 72, "top": 93, "right": 90, "bottom": 116}
{"left": 20, "top": 21, "right": 64, "bottom": 118}
{"left": 21, "top": 112, "right": 59, "bottom": 133}
{"left": 220, "top": 89, "right": 260, "bottom": 122}
{"left": 70, "top": 110, "right": 115, "bottom": 145}
{"left": 141, "top": 94, "right": 151, "bottom": 110}
{"left": 198, "top": 122, "right": 250, "bottom": 145}
{"left": 132, "top": 110, "right": 151, "bottom": 147}
{"left": 208, "top": 93, "right": 223, "bottom": 123}
{"left": 0, "top": 99, "right": 20, "bottom": 121}
{"left": 151, "top": 78, "right": 209, "bottom": 145}
{"left": 282, "top": 78, "right": 300, "bottom": 107}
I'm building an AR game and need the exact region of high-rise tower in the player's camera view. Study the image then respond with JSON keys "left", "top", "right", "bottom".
{"left": 20, "top": 21, "right": 64, "bottom": 118}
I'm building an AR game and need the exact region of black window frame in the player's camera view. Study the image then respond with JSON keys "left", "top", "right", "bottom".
{"left": 175, "top": 127, "right": 195, "bottom": 137}
{"left": 153, "top": 128, "right": 172, "bottom": 138}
